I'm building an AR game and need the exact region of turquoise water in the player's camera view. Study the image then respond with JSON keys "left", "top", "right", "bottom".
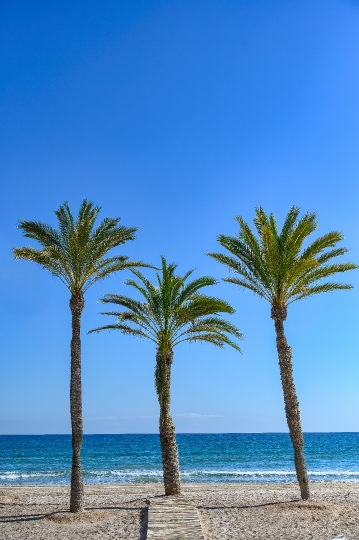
{"left": 0, "top": 433, "right": 358, "bottom": 485}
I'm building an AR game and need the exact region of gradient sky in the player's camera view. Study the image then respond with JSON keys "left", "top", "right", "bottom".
{"left": 1, "top": 0, "right": 359, "bottom": 434}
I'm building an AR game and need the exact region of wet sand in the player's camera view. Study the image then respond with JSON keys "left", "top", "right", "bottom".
{"left": 1, "top": 482, "right": 358, "bottom": 539}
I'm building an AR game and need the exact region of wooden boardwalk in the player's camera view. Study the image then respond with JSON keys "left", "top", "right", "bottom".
{"left": 146, "top": 495, "right": 206, "bottom": 539}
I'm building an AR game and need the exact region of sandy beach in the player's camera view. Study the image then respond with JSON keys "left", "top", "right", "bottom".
{"left": 1, "top": 482, "right": 358, "bottom": 539}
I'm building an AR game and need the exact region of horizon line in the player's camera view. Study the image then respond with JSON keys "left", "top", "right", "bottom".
{"left": 1, "top": 431, "right": 358, "bottom": 436}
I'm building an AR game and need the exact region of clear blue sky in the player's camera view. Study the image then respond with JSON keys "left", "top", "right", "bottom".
{"left": 1, "top": 0, "right": 358, "bottom": 434}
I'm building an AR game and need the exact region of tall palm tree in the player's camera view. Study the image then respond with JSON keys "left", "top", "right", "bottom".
{"left": 208, "top": 206, "right": 356, "bottom": 500}
{"left": 90, "top": 256, "right": 243, "bottom": 495}
{"left": 13, "top": 199, "right": 148, "bottom": 513}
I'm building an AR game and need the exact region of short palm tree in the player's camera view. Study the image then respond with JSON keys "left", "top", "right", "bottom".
{"left": 13, "top": 199, "right": 148, "bottom": 512}
{"left": 208, "top": 206, "right": 356, "bottom": 500}
{"left": 90, "top": 256, "right": 243, "bottom": 495}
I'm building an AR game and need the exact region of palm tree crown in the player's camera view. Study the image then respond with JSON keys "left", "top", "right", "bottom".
{"left": 13, "top": 199, "right": 144, "bottom": 294}
{"left": 208, "top": 206, "right": 356, "bottom": 308}
{"left": 91, "top": 256, "right": 243, "bottom": 355}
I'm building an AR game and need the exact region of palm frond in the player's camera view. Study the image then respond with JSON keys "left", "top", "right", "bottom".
{"left": 88, "top": 323, "right": 154, "bottom": 341}
{"left": 13, "top": 246, "right": 71, "bottom": 287}
{"left": 186, "top": 316, "right": 243, "bottom": 338}
{"left": 177, "top": 296, "right": 235, "bottom": 323}
{"left": 16, "top": 221, "right": 64, "bottom": 250}
{"left": 299, "top": 231, "right": 344, "bottom": 261}
{"left": 316, "top": 247, "right": 348, "bottom": 264}
{"left": 223, "top": 276, "right": 270, "bottom": 300}
{"left": 208, "top": 251, "right": 272, "bottom": 300}
{"left": 278, "top": 206, "right": 300, "bottom": 247}
{"left": 288, "top": 282, "right": 354, "bottom": 303}
{"left": 176, "top": 276, "right": 217, "bottom": 305}
{"left": 179, "top": 332, "right": 242, "bottom": 352}
{"left": 217, "top": 230, "right": 274, "bottom": 293}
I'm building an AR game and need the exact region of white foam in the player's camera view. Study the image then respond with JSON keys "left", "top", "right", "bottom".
{"left": 0, "top": 471, "right": 63, "bottom": 480}
{"left": 2, "top": 468, "right": 359, "bottom": 484}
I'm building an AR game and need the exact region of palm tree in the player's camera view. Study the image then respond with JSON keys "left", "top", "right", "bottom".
{"left": 208, "top": 206, "right": 356, "bottom": 500}
{"left": 89, "top": 256, "right": 243, "bottom": 495}
{"left": 13, "top": 199, "right": 148, "bottom": 512}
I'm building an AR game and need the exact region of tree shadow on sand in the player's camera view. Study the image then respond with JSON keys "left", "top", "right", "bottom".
{"left": 197, "top": 500, "right": 347, "bottom": 512}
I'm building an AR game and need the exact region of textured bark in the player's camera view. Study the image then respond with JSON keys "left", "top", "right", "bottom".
{"left": 69, "top": 294, "right": 85, "bottom": 512}
{"left": 271, "top": 304, "right": 310, "bottom": 500}
{"left": 157, "top": 349, "right": 181, "bottom": 496}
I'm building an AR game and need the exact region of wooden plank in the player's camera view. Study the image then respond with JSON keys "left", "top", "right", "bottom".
{"left": 147, "top": 496, "right": 206, "bottom": 539}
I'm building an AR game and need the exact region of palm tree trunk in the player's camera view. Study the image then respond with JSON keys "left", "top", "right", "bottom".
{"left": 157, "top": 349, "right": 181, "bottom": 496}
{"left": 271, "top": 305, "right": 310, "bottom": 500}
{"left": 69, "top": 294, "right": 85, "bottom": 512}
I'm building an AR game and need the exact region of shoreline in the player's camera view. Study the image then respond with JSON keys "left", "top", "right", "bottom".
{"left": 1, "top": 482, "right": 359, "bottom": 538}
{"left": 1, "top": 479, "right": 358, "bottom": 486}
{"left": 1, "top": 479, "right": 358, "bottom": 488}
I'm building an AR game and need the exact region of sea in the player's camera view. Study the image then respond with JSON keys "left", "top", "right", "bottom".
{"left": 0, "top": 433, "right": 358, "bottom": 485}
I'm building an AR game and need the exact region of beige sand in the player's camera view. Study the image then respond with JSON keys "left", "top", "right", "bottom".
{"left": 0, "top": 482, "right": 358, "bottom": 539}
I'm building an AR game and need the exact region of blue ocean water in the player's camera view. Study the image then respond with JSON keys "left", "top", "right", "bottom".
{"left": 0, "top": 433, "right": 358, "bottom": 485}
